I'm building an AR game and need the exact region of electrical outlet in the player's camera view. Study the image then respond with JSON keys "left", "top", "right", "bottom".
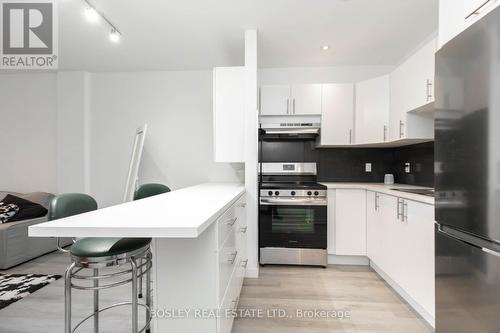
{"left": 365, "top": 163, "right": 372, "bottom": 172}
{"left": 405, "top": 162, "right": 411, "bottom": 173}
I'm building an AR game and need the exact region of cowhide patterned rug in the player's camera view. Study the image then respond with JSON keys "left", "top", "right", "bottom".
{"left": 0, "top": 274, "right": 61, "bottom": 310}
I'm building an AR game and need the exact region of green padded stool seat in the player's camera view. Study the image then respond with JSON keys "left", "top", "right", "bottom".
{"left": 134, "top": 183, "right": 170, "bottom": 200}
{"left": 70, "top": 238, "right": 152, "bottom": 258}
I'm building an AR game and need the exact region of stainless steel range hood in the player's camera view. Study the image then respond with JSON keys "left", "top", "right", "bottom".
{"left": 260, "top": 122, "right": 320, "bottom": 136}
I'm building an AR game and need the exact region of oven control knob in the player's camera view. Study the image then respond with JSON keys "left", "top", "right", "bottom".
{"left": 307, "top": 191, "right": 312, "bottom": 196}
{"left": 268, "top": 191, "right": 273, "bottom": 196}
{"left": 291, "top": 191, "right": 296, "bottom": 196}
{"left": 314, "top": 191, "right": 319, "bottom": 196}
{"left": 275, "top": 191, "right": 280, "bottom": 196}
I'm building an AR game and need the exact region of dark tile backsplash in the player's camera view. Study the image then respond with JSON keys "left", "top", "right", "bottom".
{"left": 317, "top": 142, "right": 435, "bottom": 187}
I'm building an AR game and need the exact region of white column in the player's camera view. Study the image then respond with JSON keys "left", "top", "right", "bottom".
{"left": 244, "top": 29, "right": 259, "bottom": 278}
{"left": 56, "top": 72, "right": 91, "bottom": 194}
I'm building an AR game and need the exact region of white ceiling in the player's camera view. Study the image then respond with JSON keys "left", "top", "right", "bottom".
{"left": 57, "top": 0, "right": 438, "bottom": 71}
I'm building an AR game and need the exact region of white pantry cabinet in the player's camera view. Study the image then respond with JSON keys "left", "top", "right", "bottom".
{"left": 320, "top": 84, "right": 355, "bottom": 146}
{"left": 260, "top": 84, "right": 322, "bottom": 116}
{"left": 334, "top": 189, "right": 367, "bottom": 256}
{"left": 355, "top": 75, "right": 390, "bottom": 144}
{"left": 439, "top": 0, "right": 500, "bottom": 48}
{"left": 213, "top": 67, "right": 245, "bottom": 162}
{"left": 389, "top": 38, "right": 436, "bottom": 141}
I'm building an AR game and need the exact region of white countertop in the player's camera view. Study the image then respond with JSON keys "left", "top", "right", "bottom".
{"left": 29, "top": 183, "right": 245, "bottom": 238}
{"left": 320, "top": 182, "right": 434, "bottom": 205}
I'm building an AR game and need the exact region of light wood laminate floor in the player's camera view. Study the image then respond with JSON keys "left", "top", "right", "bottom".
{"left": 0, "top": 251, "right": 432, "bottom": 333}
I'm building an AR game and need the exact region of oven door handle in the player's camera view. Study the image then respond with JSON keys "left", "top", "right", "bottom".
{"left": 259, "top": 198, "right": 327, "bottom": 206}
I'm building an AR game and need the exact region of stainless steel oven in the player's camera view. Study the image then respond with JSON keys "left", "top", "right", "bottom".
{"left": 258, "top": 163, "right": 328, "bottom": 267}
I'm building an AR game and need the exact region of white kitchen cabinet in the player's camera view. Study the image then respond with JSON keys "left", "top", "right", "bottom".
{"left": 334, "top": 189, "right": 366, "bottom": 256}
{"left": 327, "top": 189, "right": 336, "bottom": 255}
{"left": 290, "top": 84, "right": 322, "bottom": 115}
{"left": 320, "top": 84, "right": 355, "bottom": 146}
{"left": 366, "top": 191, "right": 383, "bottom": 263}
{"left": 355, "top": 75, "right": 390, "bottom": 144}
{"left": 399, "top": 199, "right": 435, "bottom": 318}
{"left": 439, "top": 0, "right": 500, "bottom": 48}
{"left": 389, "top": 38, "right": 436, "bottom": 141}
{"left": 213, "top": 67, "right": 245, "bottom": 162}
{"left": 260, "top": 84, "right": 322, "bottom": 116}
{"left": 260, "top": 85, "right": 291, "bottom": 116}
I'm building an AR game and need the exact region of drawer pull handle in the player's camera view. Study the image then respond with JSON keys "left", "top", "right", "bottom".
{"left": 239, "top": 202, "right": 247, "bottom": 208}
{"left": 228, "top": 250, "right": 238, "bottom": 264}
{"left": 231, "top": 297, "right": 240, "bottom": 310}
{"left": 239, "top": 226, "right": 248, "bottom": 233}
{"left": 225, "top": 217, "right": 238, "bottom": 226}
{"left": 240, "top": 259, "right": 248, "bottom": 268}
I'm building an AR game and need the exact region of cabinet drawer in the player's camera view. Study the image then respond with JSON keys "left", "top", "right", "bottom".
{"left": 217, "top": 264, "right": 242, "bottom": 333}
{"left": 217, "top": 205, "right": 237, "bottom": 248}
{"left": 218, "top": 228, "right": 238, "bottom": 301}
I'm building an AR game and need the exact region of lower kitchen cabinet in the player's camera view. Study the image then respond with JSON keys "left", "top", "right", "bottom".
{"left": 367, "top": 192, "right": 435, "bottom": 323}
{"left": 334, "top": 189, "right": 367, "bottom": 256}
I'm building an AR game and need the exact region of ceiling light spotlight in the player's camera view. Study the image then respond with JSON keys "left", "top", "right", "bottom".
{"left": 109, "top": 29, "right": 121, "bottom": 43}
{"left": 85, "top": 7, "right": 99, "bottom": 22}
{"left": 322, "top": 45, "right": 330, "bottom": 51}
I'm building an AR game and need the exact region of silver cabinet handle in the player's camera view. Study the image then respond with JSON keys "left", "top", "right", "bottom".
{"left": 375, "top": 193, "right": 380, "bottom": 211}
{"left": 225, "top": 217, "right": 238, "bottom": 226}
{"left": 397, "top": 198, "right": 403, "bottom": 220}
{"left": 239, "top": 202, "right": 247, "bottom": 208}
{"left": 286, "top": 98, "right": 290, "bottom": 114}
{"left": 240, "top": 259, "right": 248, "bottom": 268}
{"left": 399, "top": 120, "right": 404, "bottom": 138}
{"left": 231, "top": 297, "right": 240, "bottom": 310}
{"left": 403, "top": 200, "right": 408, "bottom": 222}
{"left": 465, "top": 0, "right": 491, "bottom": 19}
{"left": 228, "top": 250, "right": 238, "bottom": 264}
{"left": 258, "top": 88, "right": 262, "bottom": 113}
{"left": 383, "top": 125, "right": 387, "bottom": 142}
{"left": 349, "top": 129, "right": 352, "bottom": 144}
{"left": 239, "top": 226, "right": 248, "bottom": 233}
{"left": 292, "top": 98, "right": 296, "bottom": 114}
{"left": 426, "top": 79, "right": 433, "bottom": 102}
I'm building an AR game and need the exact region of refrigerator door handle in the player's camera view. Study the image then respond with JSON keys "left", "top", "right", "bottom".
{"left": 438, "top": 224, "right": 500, "bottom": 255}
{"left": 483, "top": 248, "right": 500, "bottom": 258}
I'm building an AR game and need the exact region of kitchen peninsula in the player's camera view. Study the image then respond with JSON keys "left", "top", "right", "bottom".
{"left": 29, "top": 183, "right": 247, "bottom": 333}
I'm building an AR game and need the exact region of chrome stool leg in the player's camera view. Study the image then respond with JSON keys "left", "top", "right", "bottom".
{"left": 131, "top": 257, "right": 139, "bottom": 333}
{"left": 145, "top": 252, "right": 152, "bottom": 333}
{"left": 65, "top": 262, "right": 76, "bottom": 333}
{"left": 93, "top": 268, "right": 99, "bottom": 333}
{"left": 138, "top": 258, "right": 143, "bottom": 299}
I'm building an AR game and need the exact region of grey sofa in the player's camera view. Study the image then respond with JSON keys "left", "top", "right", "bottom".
{"left": 0, "top": 191, "right": 71, "bottom": 269}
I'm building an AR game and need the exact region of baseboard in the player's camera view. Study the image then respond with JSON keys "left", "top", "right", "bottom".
{"left": 328, "top": 254, "right": 369, "bottom": 266}
{"left": 370, "top": 261, "right": 435, "bottom": 329}
{"left": 245, "top": 266, "right": 259, "bottom": 278}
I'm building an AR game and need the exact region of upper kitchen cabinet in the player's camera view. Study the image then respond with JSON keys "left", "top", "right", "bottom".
{"left": 319, "top": 84, "right": 355, "bottom": 146}
{"left": 355, "top": 75, "right": 390, "bottom": 144}
{"left": 260, "top": 85, "right": 291, "bottom": 116}
{"left": 259, "top": 84, "right": 322, "bottom": 116}
{"left": 439, "top": 0, "right": 500, "bottom": 48}
{"left": 213, "top": 67, "right": 245, "bottom": 163}
{"left": 389, "top": 38, "right": 436, "bottom": 142}
{"left": 290, "top": 84, "right": 322, "bottom": 115}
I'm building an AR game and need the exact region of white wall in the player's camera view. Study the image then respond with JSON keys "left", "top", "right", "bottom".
{"left": 259, "top": 66, "right": 394, "bottom": 84}
{"left": 89, "top": 71, "right": 243, "bottom": 207}
{"left": 0, "top": 73, "right": 58, "bottom": 194}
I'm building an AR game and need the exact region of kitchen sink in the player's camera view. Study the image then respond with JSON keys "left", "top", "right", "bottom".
{"left": 391, "top": 188, "right": 435, "bottom": 197}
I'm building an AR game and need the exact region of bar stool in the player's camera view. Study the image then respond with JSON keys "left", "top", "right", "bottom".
{"left": 50, "top": 194, "right": 152, "bottom": 333}
{"left": 133, "top": 183, "right": 170, "bottom": 298}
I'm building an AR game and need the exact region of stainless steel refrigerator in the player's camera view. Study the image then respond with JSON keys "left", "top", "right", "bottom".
{"left": 435, "top": 6, "right": 500, "bottom": 333}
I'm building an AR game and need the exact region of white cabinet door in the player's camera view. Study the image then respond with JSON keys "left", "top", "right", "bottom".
{"left": 213, "top": 67, "right": 245, "bottom": 162}
{"left": 389, "top": 38, "right": 436, "bottom": 141}
{"left": 260, "top": 85, "right": 291, "bottom": 116}
{"left": 366, "top": 191, "right": 383, "bottom": 263}
{"left": 377, "top": 194, "right": 399, "bottom": 276}
{"left": 439, "top": 0, "right": 466, "bottom": 48}
{"left": 327, "top": 189, "right": 336, "bottom": 255}
{"left": 401, "top": 200, "right": 435, "bottom": 318}
{"left": 355, "top": 75, "right": 390, "bottom": 144}
{"left": 290, "top": 84, "right": 322, "bottom": 115}
{"left": 320, "top": 84, "right": 354, "bottom": 145}
{"left": 335, "top": 189, "right": 366, "bottom": 256}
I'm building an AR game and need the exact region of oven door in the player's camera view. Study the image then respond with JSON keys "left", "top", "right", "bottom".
{"left": 259, "top": 198, "right": 327, "bottom": 249}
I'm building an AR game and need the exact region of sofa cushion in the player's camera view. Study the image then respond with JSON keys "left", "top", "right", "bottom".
{"left": 0, "top": 195, "right": 48, "bottom": 223}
